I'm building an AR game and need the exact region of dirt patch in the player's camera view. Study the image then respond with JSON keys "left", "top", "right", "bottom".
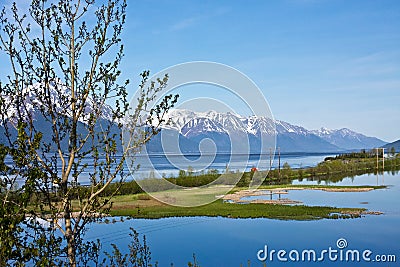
{"left": 223, "top": 189, "right": 296, "bottom": 204}
{"left": 241, "top": 198, "right": 303, "bottom": 205}
{"left": 320, "top": 187, "right": 374, "bottom": 192}
{"left": 341, "top": 210, "right": 383, "bottom": 216}
{"left": 223, "top": 186, "right": 377, "bottom": 205}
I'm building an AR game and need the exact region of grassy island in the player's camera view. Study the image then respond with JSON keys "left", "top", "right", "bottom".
{"left": 98, "top": 152, "right": 399, "bottom": 220}
{"left": 109, "top": 197, "right": 366, "bottom": 220}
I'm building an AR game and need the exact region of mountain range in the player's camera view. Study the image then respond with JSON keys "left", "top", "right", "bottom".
{"left": 383, "top": 139, "right": 400, "bottom": 152}
{"left": 0, "top": 81, "right": 118, "bottom": 150}
{"left": 145, "top": 109, "right": 387, "bottom": 153}
{"left": 0, "top": 82, "right": 388, "bottom": 153}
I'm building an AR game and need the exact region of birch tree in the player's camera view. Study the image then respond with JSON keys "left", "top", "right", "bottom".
{"left": 0, "top": 0, "right": 177, "bottom": 265}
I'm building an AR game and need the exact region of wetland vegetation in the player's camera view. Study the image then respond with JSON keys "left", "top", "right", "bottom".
{"left": 100, "top": 151, "right": 399, "bottom": 220}
{"left": 21, "top": 151, "right": 399, "bottom": 220}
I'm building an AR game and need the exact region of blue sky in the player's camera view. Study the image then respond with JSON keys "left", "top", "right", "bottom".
{"left": 1, "top": 0, "right": 399, "bottom": 142}
{"left": 118, "top": 0, "right": 400, "bottom": 142}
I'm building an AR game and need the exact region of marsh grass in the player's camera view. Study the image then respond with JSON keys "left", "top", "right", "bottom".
{"left": 109, "top": 199, "right": 365, "bottom": 220}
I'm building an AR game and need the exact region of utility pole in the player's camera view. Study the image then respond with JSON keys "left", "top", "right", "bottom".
{"left": 269, "top": 148, "right": 272, "bottom": 170}
{"left": 382, "top": 148, "right": 385, "bottom": 185}
{"left": 376, "top": 148, "right": 379, "bottom": 171}
{"left": 278, "top": 147, "right": 281, "bottom": 177}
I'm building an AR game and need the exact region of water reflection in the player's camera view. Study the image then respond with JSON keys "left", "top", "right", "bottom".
{"left": 86, "top": 172, "right": 400, "bottom": 266}
{"left": 241, "top": 173, "right": 398, "bottom": 211}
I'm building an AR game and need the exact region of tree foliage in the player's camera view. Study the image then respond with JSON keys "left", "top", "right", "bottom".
{"left": 0, "top": 0, "right": 177, "bottom": 265}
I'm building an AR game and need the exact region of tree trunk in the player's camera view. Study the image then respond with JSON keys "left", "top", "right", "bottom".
{"left": 62, "top": 179, "right": 76, "bottom": 267}
{"left": 65, "top": 207, "right": 76, "bottom": 267}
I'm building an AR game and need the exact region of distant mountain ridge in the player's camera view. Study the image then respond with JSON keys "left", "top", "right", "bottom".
{"left": 383, "top": 139, "right": 400, "bottom": 152}
{"left": 144, "top": 109, "right": 387, "bottom": 153}
{"left": 0, "top": 82, "right": 388, "bottom": 153}
{"left": 0, "top": 81, "right": 115, "bottom": 125}
{"left": 0, "top": 81, "right": 118, "bottom": 151}
{"left": 310, "top": 127, "right": 386, "bottom": 150}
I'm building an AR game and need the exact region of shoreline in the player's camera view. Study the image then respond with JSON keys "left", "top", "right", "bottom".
{"left": 107, "top": 184, "right": 386, "bottom": 220}
{"left": 223, "top": 186, "right": 379, "bottom": 204}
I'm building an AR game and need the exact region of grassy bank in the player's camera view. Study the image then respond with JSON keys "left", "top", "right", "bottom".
{"left": 97, "top": 153, "right": 400, "bottom": 197}
{"left": 255, "top": 184, "right": 386, "bottom": 191}
{"left": 83, "top": 152, "right": 397, "bottom": 220}
{"left": 109, "top": 198, "right": 365, "bottom": 220}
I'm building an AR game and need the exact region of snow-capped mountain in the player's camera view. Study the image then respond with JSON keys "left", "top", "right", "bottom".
{"left": 0, "top": 82, "right": 388, "bottom": 153}
{"left": 311, "top": 127, "right": 386, "bottom": 150}
{"left": 275, "top": 120, "right": 309, "bottom": 135}
{"left": 0, "top": 81, "right": 118, "bottom": 151}
{"left": 181, "top": 117, "right": 226, "bottom": 137}
{"left": 143, "top": 109, "right": 387, "bottom": 153}
{"left": 144, "top": 109, "right": 387, "bottom": 153}
{"left": 1, "top": 81, "right": 114, "bottom": 125}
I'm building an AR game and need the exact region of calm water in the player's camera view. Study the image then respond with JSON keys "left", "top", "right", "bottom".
{"left": 135, "top": 152, "right": 337, "bottom": 177}
{"left": 243, "top": 173, "right": 398, "bottom": 212}
{"left": 6, "top": 152, "right": 336, "bottom": 185}
{"left": 86, "top": 172, "right": 400, "bottom": 266}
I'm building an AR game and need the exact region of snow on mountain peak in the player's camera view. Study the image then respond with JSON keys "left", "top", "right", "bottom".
{"left": 275, "top": 120, "right": 308, "bottom": 135}
{"left": 337, "top": 128, "right": 356, "bottom": 135}
{"left": 161, "top": 109, "right": 385, "bottom": 151}
{"left": 181, "top": 117, "right": 226, "bottom": 137}
{"left": 2, "top": 81, "right": 114, "bottom": 124}
{"left": 165, "top": 108, "right": 278, "bottom": 136}
{"left": 309, "top": 126, "right": 386, "bottom": 149}
{"left": 313, "top": 127, "right": 361, "bottom": 138}
{"left": 320, "top": 127, "right": 332, "bottom": 134}
{"left": 311, "top": 127, "right": 334, "bottom": 136}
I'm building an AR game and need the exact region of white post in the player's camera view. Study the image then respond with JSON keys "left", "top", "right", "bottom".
{"left": 269, "top": 148, "right": 272, "bottom": 170}
{"left": 376, "top": 148, "right": 379, "bottom": 186}
{"left": 382, "top": 148, "right": 385, "bottom": 185}
{"left": 278, "top": 147, "right": 281, "bottom": 177}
